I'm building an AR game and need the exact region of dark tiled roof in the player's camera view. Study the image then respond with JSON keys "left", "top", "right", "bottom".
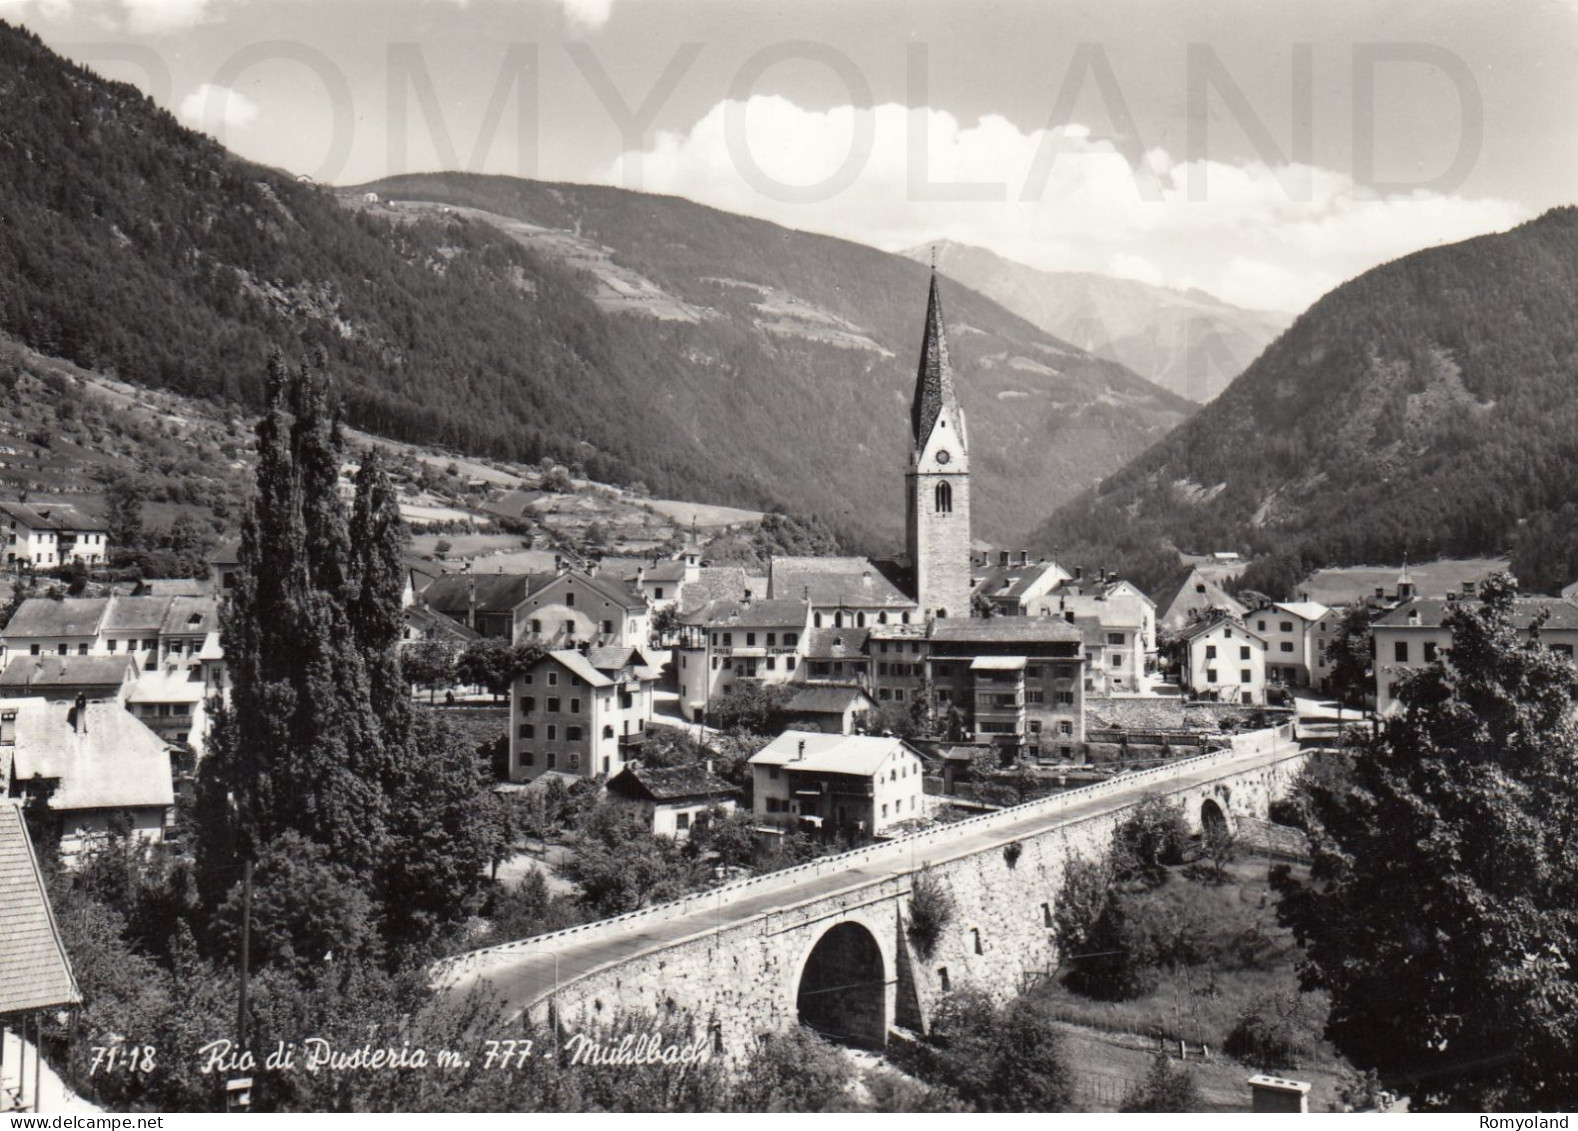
{"left": 1179, "top": 615, "right": 1265, "bottom": 643}
{"left": 0, "top": 501, "right": 104, "bottom": 532}
{"left": 209, "top": 539, "right": 242, "bottom": 567}
{"left": 685, "top": 598, "right": 810, "bottom": 629}
{"left": 770, "top": 557, "right": 916, "bottom": 609}
{"left": 0, "top": 655, "right": 139, "bottom": 689}
{"left": 930, "top": 617, "right": 1082, "bottom": 644}
{"left": 0, "top": 803, "right": 81, "bottom": 1014}
{"left": 975, "top": 560, "right": 1068, "bottom": 601}
{"left": 403, "top": 606, "right": 480, "bottom": 642}
{"left": 787, "top": 685, "right": 874, "bottom": 713}
{"left": 606, "top": 763, "right": 738, "bottom": 803}
{"left": 1374, "top": 597, "right": 1578, "bottom": 631}
{"left": 519, "top": 570, "right": 648, "bottom": 613}
{"left": 103, "top": 595, "right": 178, "bottom": 633}
{"left": 802, "top": 627, "right": 871, "bottom": 659}
{"left": 1, "top": 597, "right": 109, "bottom": 639}
{"left": 160, "top": 596, "right": 219, "bottom": 635}
{"left": 423, "top": 573, "right": 548, "bottom": 616}
{"left": 677, "top": 566, "right": 751, "bottom": 613}
{"left": 641, "top": 561, "right": 688, "bottom": 583}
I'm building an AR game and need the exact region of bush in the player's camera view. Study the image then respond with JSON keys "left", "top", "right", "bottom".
{"left": 1224, "top": 992, "right": 1318, "bottom": 1070}
{"left": 906, "top": 864, "right": 954, "bottom": 958}
{"left": 1112, "top": 794, "right": 1189, "bottom": 885}
{"left": 916, "top": 991, "right": 1075, "bottom": 1112}
{"left": 1121, "top": 1053, "right": 1202, "bottom": 1112}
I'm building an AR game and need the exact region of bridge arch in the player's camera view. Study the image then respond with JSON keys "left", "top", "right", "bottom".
{"left": 793, "top": 919, "right": 890, "bottom": 1047}
{"left": 1200, "top": 797, "right": 1230, "bottom": 837}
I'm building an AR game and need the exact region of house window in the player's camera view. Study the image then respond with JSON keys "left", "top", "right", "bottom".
{"left": 1240, "top": 647, "right": 1250, "bottom": 660}
{"left": 567, "top": 724, "right": 582, "bottom": 740}
{"left": 767, "top": 632, "right": 777, "bottom": 646}
{"left": 938, "top": 967, "right": 950, "bottom": 992}
{"left": 519, "top": 723, "right": 534, "bottom": 739}
{"left": 676, "top": 812, "right": 691, "bottom": 832}
{"left": 523, "top": 697, "right": 536, "bottom": 713}
{"left": 1056, "top": 691, "right": 1074, "bottom": 705}
{"left": 1207, "top": 668, "right": 1218, "bottom": 683}
{"left": 563, "top": 620, "right": 574, "bottom": 636}
{"left": 1424, "top": 642, "right": 1439, "bottom": 662}
{"left": 1205, "top": 645, "right": 1217, "bottom": 659}
{"left": 746, "top": 632, "right": 756, "bottom": 646}
{"left": 1109, "top": 654, "right": 1121, "bottom": 667}
{"left": 566, "top": 591, "right": 575, "bottom": 607}
{"left": 1106, "top": 632, "right": 1124, "bottom": 645}
{"left": 934, "top": 481, "right": 952, "bottom": 514}
{"left": 57, "top": 644, "right": 67, "bottom": 655}
{"left": 30, "top": 644, "right": 39, "bottom": 655}
{"left": 107, "top": 640, "right": 117, "bottom": 652}
{"left": 601, "top": 620, "right": 613, "bottom": 635}
{"left": 766, "top": 657, "right": 777, "bottom": 671}
{"left": 546, "top": 725, "right": 557, "bottom": 740}
{"left": 519, "top": 750, "right": 534, "bottom": 767}
{"left": 1395, "top": 641, "right": 1410, "bottom": 663}
{"left": 894, "top": 689, "right": 905, "bottom": 702}
{"left": 1281, "top": 621, "right": 1294, "bottom": 633}
{"left": 547, "top": 672, "right": 558, "bottom": 686}
{"left": 784, "top": 632, "right": 798, "bottom": 646}
{"left": 971, "top": 928, "right": 983, "bottom": 955}
{"left": 786, "top": 657, "right": 796, "bottom": 671}
{"left": 570, "top": 697, "right": 581, "bottom": 713}
{"left": 654, "top": 587, "right": 664, "bottom": 600}
{"left": 1029, "top": 719, "right": 1042, "bottom": 733}
{"left": 1059, "top": 720, "right": 1073, "bottom": 736}
{"left": 1257, "top": 620, "right": 1267, "bottom": 631}
{"left": 1026, "top": 690, "right": 1044, "bottom": 704}
{"left": 1280, "top": 642, "right": 1294, "bottom": 653}
{"left": 547, "top": 697, "right": 561, "bottom": 712}
{"left": 1241, "top": 669, "right": 1252, "bottom": 683}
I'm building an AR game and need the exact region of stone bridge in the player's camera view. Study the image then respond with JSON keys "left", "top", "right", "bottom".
{"left": 445, "top": 726, "right": 1308, "bottom": 1061}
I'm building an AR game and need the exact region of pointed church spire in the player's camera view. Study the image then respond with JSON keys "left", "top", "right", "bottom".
{"left": 912, "top": 272, "right": 958, "bottom": 447}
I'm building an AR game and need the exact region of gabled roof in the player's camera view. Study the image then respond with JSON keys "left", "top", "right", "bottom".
{"left": 930, "top": 617, "right": 1082, "bottom": 644}
{"left": 802, "top": 627, "right": 871, "bottom": 660}
{"left": 160, "top": 596, "right": 219, "bottom": 636}
{"left": 540, "top": 649, "right": 614, "bottom": 688}
{"left": 0, "top": 597, "right": 110, "bottom": 639}
{"left": 6, "top": 697, "right": 174, "bottom": 811}
{"left": 750, "top": 730, "right": 916, "bottom": 776}
{"left": 640, "top": 561, "right": 688, "bottom": 583}
{"left": 135, "top": 579, "right": 210, "bottom": 597}
{"left": 1149, "top": 565, "right": 1248, "bottom": 623}
{"left": 424, "top": 572, "right": 548, "bottom": 616}
{"left": 769, "top": 557, "right": 916, "bottom": 609}
{"left": 786, "top": 685, "right": 875, "bottom": 714}
{"left": 1180, "top": 615, "right": 1266, "bottom": 644}
{"left": 0, "top": 500, "right": 105, "bottom": 532}
{"left": 677, "top": 566, "right": 751, "bottom": 613}
{"left": 685, "top": 598, "right": 810, "bottom": 630}
{"left": 1270, "top": 601, "right": 1331, "bottom": 624}
{"left": 0, "top": 655, "right": 139, "bottom": 690}
{"left": 1373, "top": 597, "right": 1578, "bottom": 631}
{"left": 209, "top": 539, "right": 242, "bottom": 567}
{"left": 606, "top": 763, "right": 738, "bottom": 804}
{"left": 403, "top": 605, "right": 480, "bottom": 643}
{"left": 125, "top": 669, "right": 206, "bottom": 704}
{"left": 517, "top": 569, "right": 647, "bottom": 614}
{"left": 0, "top": 802, "right": 80, "bottom": 1014}
{"left": 102, "top": 595, "right": 178, "bottom": 634}
{"left": 974, "top": 560, "right": 1070, "bottom": 602}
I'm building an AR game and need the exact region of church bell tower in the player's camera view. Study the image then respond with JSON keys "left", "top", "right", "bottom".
{"left": 906, "top": 271, "right": 971, "bottom": 620}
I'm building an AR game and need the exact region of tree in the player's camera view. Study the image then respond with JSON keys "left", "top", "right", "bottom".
{"left": 1120, "top": 1053, "right": 1201, "bottom": 1112}
{"left": 455, "top": 636, "right": 532, "bottom": 700}
{"left": 917, "top": 991, "right": 1074, "bottom": 1112}
{"left": 105, "top": 472, "right": 146, "bottom": 558}
{"left": 650, "top": 604, "right": 683, "bottom": 642}
{"left": 1327, "top": 604, "right": 1374, "bottom": 710}
{"left": 708, "top": 678, "right": 796, "bottom": 734}
{"left": 1110, "top": 794, "right": 1189, "bottom": 886}
{"left": 726, "top": 1028, "right": 852, "bottom": 1112}
{"left": 405, "top": 639, "right": 457, "bottom": 701}
{"left": 1275, "top": 574, "right": 1578, "bottom": 1109}
{"left": 555, "top": 803, "right": 705, "bottom": 916}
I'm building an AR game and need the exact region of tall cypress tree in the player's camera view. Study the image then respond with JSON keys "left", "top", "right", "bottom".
{"left": 195, "top": 352, "right": 389, "bottom": 906}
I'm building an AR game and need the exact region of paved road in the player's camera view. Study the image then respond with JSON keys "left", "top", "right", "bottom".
{"left": 448, "top": 737, "right": 1303, "bottom": 1017}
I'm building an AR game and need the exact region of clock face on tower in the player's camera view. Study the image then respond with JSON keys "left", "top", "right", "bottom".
{"left": 935, "top": 449, "right": 951, "bottom": 465}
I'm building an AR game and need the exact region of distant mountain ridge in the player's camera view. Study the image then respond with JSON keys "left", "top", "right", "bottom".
{"left": 1028, "top": 207, "right": 1578, "bottom": 588}
{"left": 351, "top": 173, "right": 1197, "bottom": 548}
{"left": 902, "top": 240, "right": 1293, "bottom": 403}
{"left": 0, "top": 20, "right": 1192, "bottom": 551}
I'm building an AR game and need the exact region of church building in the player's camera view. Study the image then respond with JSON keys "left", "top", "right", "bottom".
{"left": 906, "top": 272, "right": 973, "bottom": 620}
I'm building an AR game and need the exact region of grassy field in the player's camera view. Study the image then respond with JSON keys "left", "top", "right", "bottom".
{"left": 1299, "top": 557, "right": 1508, "bottom": 605}
{"left": 644, "top": 496, "right": 765, "bottom": 529}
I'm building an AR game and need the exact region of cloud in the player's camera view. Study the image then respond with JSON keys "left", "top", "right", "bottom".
{"left": 120, "top": 0, "right": 214, "bottom": 32}
{"left": 0, "top": 0, "right": 221, "bottom": 30}
{"left": 178, "top": 81, "right": 259, "bottom": 136}
{"left": 555, "top": 0, "right": 612, "bottom": 32}
{"left": 605, "top": 96, "right": 1525, "bottom": 313}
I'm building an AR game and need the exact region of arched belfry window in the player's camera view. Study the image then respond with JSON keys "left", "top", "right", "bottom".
{"left": 934, "top": 481, "right": 953, "bottom": 515}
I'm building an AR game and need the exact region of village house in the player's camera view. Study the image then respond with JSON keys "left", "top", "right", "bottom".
{"left": 1028, "top": 586, "right": 1154, "bottom": 695}
{"left": 0, "top": 656, "right": 139, "bottom": 703}
{"left": 0, "top": 595, "right": 224, "bottom": 681}
{"left": 208, "top": 539, "right": 242, "bottom": 593}
{"left": 1150, "top": 565, "right": 1248, "bottom": 632}
{"left": 783, "top": 684, "right": 877, "bottom": 735}
{"left": 399, "top": 604, "right": 479, "bottom": 649}
{"left": 800, "top": 626, "right": 872, "bottom": 686}
{"left": 749, "top": 730, "right": 927, "bottom": 838}
{"left": 1177, "top": 615, "right": 1268, "bottom": 705}
{"left": 604, "top": 762, "right": 739, "bottom": 839}
{"left": 928, "top": 618, "right": 1088, "bottom": 758}
{"left": 1247, "top": 600, "right": 1332, "bottom": 688}
{"left": 2, "top": 697, "right": 175, "bottom": 865}
{"left": 511, "top": 568, "right": 650, "bottom": 651}
{"left": 867, "top": 623, "right": 931, "bottom": 706}
{"left": 508, "top": 645, "right": 659, "bottom": 783}
{"left": 1371, "top": 594, "right": 1578, "bottom": 714}
{"left": 0, "top": 502, "right": 109, "bottom": 569}
{"left": 675, "top": 598, "right": 812, "bottom": 722}
{"left": 972, "top": 551, "right": 1071, "bottom": 615}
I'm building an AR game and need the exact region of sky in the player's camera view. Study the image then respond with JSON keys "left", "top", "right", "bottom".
{"left": 4, "top": 0, "right": 1575, "bottom": 313}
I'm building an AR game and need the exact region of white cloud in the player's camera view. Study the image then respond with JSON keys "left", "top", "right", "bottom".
{"left": 120, "top": 0, "right": 213, "bottom": 33}
{"left": 178, "top": 81, "right": 259, "bottom": 137}
{"left": 556, "top": 0, "right": 611, "bottom": 32}
{"left": 0, "top": 0, "right": 221, "bottom": 30}
{"left": 606, "top": 97, "right": 1526, "bottom": 313}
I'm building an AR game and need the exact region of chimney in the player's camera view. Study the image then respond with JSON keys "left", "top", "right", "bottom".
{"left": 636, "top": 567, "right": 646, "bottom": 585}
{"left": 796, "top": 739, "right": 806, "bottom": 761}
{"left": 1374, "top": 587, "right": 1385, "bottom": 600}
{"left": 1462, "top": 579, "right": 1476, "bottom": 597}
{"left": 0, "top": 707, "right": 16, "bottom": 747}
{"left": 862, "top": 569, "right": 872, "bottom": 586}
{"left": 1074, "top": 566, "right": 1083, "bottom": 582}
{"left": 1019, "top": 550, "right": 1029, "bottom": 566}
{"left": 999, "top": 551, "right": 1010, "bottom": 567}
